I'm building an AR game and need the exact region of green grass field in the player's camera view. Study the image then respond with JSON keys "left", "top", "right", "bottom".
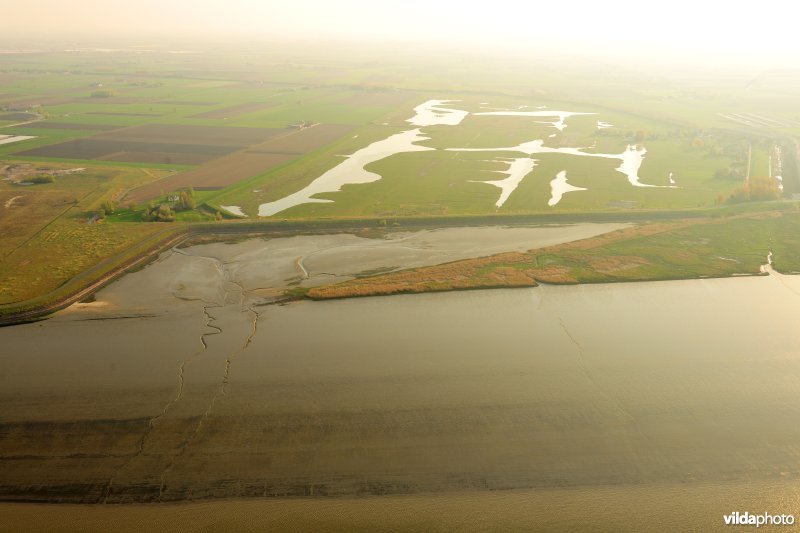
{"left": 2, "top": 43, "right": 800, "bottom": 306}
{"left": 3, "top": 48, "right": 791, "bottom": 221}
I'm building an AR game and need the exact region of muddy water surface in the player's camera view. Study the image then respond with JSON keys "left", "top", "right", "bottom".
{"left": 2, "top": 224, "right": 800, "bottom": 530}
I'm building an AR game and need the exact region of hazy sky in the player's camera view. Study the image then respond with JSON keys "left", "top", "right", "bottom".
{"left": 4, "top": 0, "right": 797, "bottom": 64}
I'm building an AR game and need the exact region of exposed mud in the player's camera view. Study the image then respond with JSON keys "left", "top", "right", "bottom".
{"left": 11, "top": 224, "right": 800, "bottom": 508}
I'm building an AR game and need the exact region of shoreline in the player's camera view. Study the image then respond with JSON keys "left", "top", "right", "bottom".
{"left": 304, "top": 269, "right": 773, "bottom": 302}
{"left": 0, "top": 206, "right": 791, "bottom": 326}
{"left": 0, "top": 478, "right": 796, "bottom": 532}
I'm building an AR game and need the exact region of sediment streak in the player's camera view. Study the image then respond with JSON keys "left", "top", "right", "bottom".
{"left": 555, "top": 315, "right": 668, "bottom": 469}
{"left": 154, "top": 250, "right": 261, "bottom": 501}
{"left": 100, "top": 304, "right": 221, "bottom": 503}
{"left": 101, "top": 246, "right": 260, "bottom": 503}
{"left": 157, "top": 306, "right": 258, "bottom": 501}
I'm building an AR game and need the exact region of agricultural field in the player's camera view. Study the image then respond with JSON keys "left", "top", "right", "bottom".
{"left": 2, "top": 43, "right": 800, "bottom": 306}
{"left": 3, "top": 47, "right": 798, "bottom": 218}
{"left": 124, "top": 123, "right": 355, "bottom": 202}
{"left": 0, "top": 160, "right": 172, "bottom": 303}
{"left": 16, "top": 123, "right": 284, "bottom": 164}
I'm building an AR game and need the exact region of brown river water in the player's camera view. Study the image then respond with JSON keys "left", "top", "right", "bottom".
{"left": 2, "top": 224, "right": 800, "bottom": 531}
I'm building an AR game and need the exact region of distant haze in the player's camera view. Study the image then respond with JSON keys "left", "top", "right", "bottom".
{"left": 3, "top": 0, "right": 798, "bottom": 66}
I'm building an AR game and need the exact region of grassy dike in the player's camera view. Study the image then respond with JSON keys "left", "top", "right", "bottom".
{"left": 1, "top": 202, "right": 797, "bottom": 325}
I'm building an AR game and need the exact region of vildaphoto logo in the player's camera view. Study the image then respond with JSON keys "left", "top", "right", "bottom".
{"left": 723, "top": 512, "right": 795, "bottom": 527}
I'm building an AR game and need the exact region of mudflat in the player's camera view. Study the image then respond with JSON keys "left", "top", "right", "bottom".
{"left": 2, "top": 224, "right": 800, "bottom": 530}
